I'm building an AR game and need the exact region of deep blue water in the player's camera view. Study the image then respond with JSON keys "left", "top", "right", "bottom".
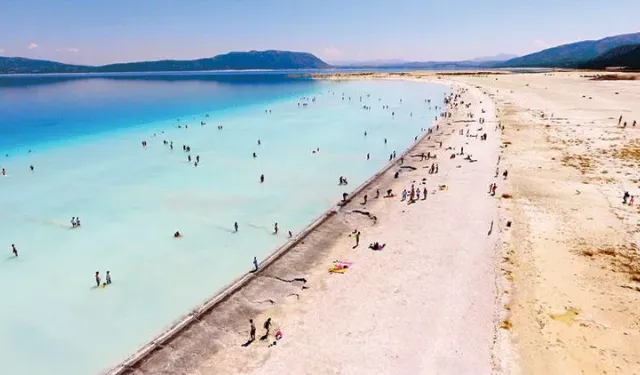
{"left": 0, "top": 72, "right": 321, "bottom": 153}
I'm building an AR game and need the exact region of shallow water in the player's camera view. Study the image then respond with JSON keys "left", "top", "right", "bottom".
{"left": 0, "top": 73, "right": 447, "bottom": 375}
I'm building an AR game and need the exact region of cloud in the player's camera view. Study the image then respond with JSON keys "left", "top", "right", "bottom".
{"left": 57, "top": 47, "right": 80, "bottom": 53}
{"left": 322, "top": 45, "right": 343, "bottom": 59}
{"left": 28, "top": 43, "right": 38, "bottom": 49}
{"left": 533, "top": 39, "right": 550, "bottom": 50}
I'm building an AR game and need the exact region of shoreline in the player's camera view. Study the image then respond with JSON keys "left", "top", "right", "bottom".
{"left": 104, "top": 76, "right": 470, "bottom": 374}
{"left": 106, "top": 74, "right": 504, "bottom": 375}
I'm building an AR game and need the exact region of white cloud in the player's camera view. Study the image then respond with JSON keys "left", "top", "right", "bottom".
{"left": 322, "top": 45, "right": 343, "bottom": 59}
{"left": 533, "top": 39, "right": 550, "bottom": 50}
{"left": 57, "top": 47, "right": 80, "bottom": 53}
{"left": 28, "top": 43, "right": 38, "bottom": 49}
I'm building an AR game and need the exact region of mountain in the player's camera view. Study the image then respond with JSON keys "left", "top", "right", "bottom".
{"left": 0, "top": 57, "right": 88, "bottom": 74}
{"left": 332, "top": 59, "right": 409, "bottom": 67}
{"left": 500, "top": 32, "right": 640, "bottom": 68}
{"left": 471, "top": 53, "right": 518, "bottom": 62}
{"left": 0, "top": 50, "right": 330, "bottom": 74}
{"left": 579, "top": 44, "right": 640, "bottom": 70}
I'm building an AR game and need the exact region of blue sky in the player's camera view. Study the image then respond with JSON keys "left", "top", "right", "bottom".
{"left": 1, "top": 0, "right": 638, "bottom": 65}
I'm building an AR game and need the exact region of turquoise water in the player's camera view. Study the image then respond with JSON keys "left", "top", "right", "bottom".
{"left": 0, "top": 73, "right": 448, "bottom": 375}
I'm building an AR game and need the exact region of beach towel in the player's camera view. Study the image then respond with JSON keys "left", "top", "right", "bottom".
{"left": 329, "top": 265, "right": 349, "bottom": 274}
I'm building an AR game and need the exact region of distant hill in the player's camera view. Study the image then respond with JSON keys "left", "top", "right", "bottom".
{"left": 0, "top": 57, "right": 88, "bottom": 74}
{"left": 579, "top": 44, "right": 640, "bottom": 70}
{"left": 0, "top": 50, "right": 330, "bottom": 74}
{"left": 471, "top": 53, "right": 518, "bottom": 62}
{"left": 499, "top": 32, "right": 640, "bottom": 68}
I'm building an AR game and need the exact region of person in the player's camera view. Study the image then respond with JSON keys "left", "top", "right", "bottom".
{"left": 263, "top": 317, "right": 272, "bottom": 336}
{"left": 342, "top": 192, "right": 348, "bottom": 202}
{"left": 174, "top": 231, "right": 182, "bottom": 238}
{"left": 623, "top": 191, "right": 630, "bottom": 204}
{"left": 196, "top": 155, "right": 200, "bottom": 163}
{"left": 106, "top": 271, "right": 112, "bottom": 285}
{"left": 1, "top": 168, "right": 6, "bottom": 176}
{"left": 351, "top": 230, "right": 360, "bottom": 248}
{"left": 367, "top": 153, "right": 370, "bottom": 160}
{"left": 423, "top": 187, "right": 427, "bottom": 200}
{"left": 234, "top": 222, "right": 239, "bottom": 232}
{"left": 71, "top": 217, "right": 76, "bottom": 228}
{"left": 249, "top": 319, "right": 256, "bottom": 341}
{"left": 30, "top": 165, "right": 34, "bottom": 172}
{"left": 11, "top": 244, "right": 18, "bottom": 257}
{"left": 375, "top": 189, "right": 380, "bottom": 199}
{"left": 369, "top": 242, "right": 386, "bottom": 250}
{"left": 363, "top": 194, "right": 368, "bottom": 204}
{"left": 273, "top": 223, "right": 278, "bottom": 234}
{"left": 257, "top": 139, "right": 261, "bottom": 146}
{"left": 503, "top": 170, "right": 508, "bottom": 180}
{"left": 253, "top": 256, "right": 259, "bottom": 271}
{"left": 75, "top": 217, "right": 81, "bottom": 227}
{"left": 402, "top": 189, "right": 407, "bottom": 201}
{"left": 260, "top": 174, "right": 264, "bottom": 183}
{"left": 95, "top": 271, "right": 101, "bottom": 287}
{"left": 253, "top": 152, "right": 257, "bottom": 158}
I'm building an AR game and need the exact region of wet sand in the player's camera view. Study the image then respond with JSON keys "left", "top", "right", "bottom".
{"left": 109, "top": 77, "right": 503, "bottom": 374}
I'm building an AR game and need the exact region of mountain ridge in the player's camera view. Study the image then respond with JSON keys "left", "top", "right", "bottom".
{"left": 499, "top": 32, "right": 640, "bottom": 68}
{"left": 0, "top": 50, "right": 330, "bottom": 74}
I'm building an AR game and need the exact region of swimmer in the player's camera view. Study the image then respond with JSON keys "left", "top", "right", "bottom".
{"left": 30, "top": 165, "right": 34, "bottom": 172}
{"left": 188, "top": 155, "right": 192, "bottom": 162}
{"left": 11, "top": 244, "right": 18, "bottom": 257}
{"left": 196, "top": 155, "right": 200, "bottom": 163}
{"left": 174, "top": 231, "right": 182, "bottom": 238}
{"left": 258, "top": 139, "right": 261, "bottom": 146}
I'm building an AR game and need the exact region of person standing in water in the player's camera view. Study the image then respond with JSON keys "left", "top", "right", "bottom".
{"left": 106, "top": 271, "right": 112, "bottom": 285}
{"left": 273, "top": 223, "right": 278, "bottom": 234}
{"left": 11, "top": 244, "right": 18, "bottom": 257}
{"left": 260, "top": 174, "right": 264, "bottom": 183}
{"left": 234, "top": 222, "right": 239, "bottom": 232}
{"left": 95, "top": 271, "right": 101, "bottom": 287}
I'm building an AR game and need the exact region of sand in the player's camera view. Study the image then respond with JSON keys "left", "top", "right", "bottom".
{"left": 443, "top": 71, "right": 640, "bottom": 375}
{"left": 110, "top": 78, "right": 504, "bottom": 375}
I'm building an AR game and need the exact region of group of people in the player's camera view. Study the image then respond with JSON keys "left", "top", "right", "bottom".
{"left": 95, "top": 271, "right": 112, "bottom": 288}
{"left": 71, "top": 217, "right": 82, "bottom": 228}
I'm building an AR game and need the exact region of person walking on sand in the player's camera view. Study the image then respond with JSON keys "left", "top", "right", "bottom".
{"left": 95, "top": 271, "right": 101, "bottom": 287}
{"left": 263, "top": 317, "right": 272, "bottom": 337}
{"left": 249, "top": 319, "right": 256, "bottom": 341}
{"left": 106, "top": 271, "right": 112, "bottom": 285}
{"left": 423, "top": 187, "right": 428, "bottom": 200}
{"left": 503, "top": 170, "right": 508, "bottom": 180}
{"left": 351, "top": 230, "right": 360, "bottom": 248}
{"left": 11, "top": 244, "right": 18, "bottom": 257}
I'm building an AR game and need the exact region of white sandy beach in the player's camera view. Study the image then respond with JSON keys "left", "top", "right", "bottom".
{"left": 112, "top": 78, "right": 504, "bottom": 375}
